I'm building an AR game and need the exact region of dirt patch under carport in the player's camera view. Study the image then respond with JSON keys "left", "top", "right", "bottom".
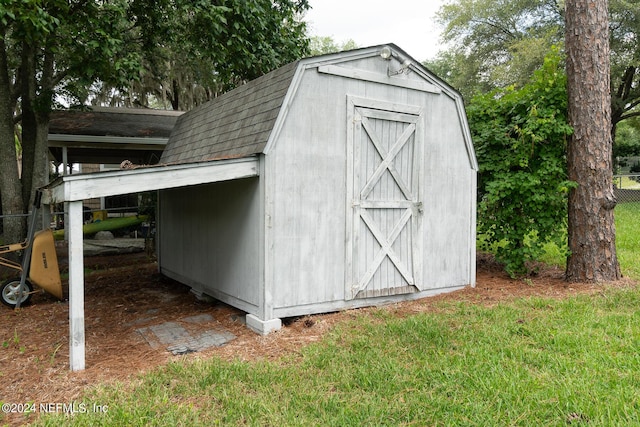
{"left": 0, "top": 251, "right": 635, "bottom": 426}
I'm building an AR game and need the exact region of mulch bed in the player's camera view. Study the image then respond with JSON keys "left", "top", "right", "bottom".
{"left": 0, "top": 251, "right": 635, "bottom": 426}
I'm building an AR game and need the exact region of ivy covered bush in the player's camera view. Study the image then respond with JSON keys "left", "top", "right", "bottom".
{"left": 467, "top": 49, "right": 574, "bottom": 277}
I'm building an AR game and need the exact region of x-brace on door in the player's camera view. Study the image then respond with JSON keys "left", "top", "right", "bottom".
{"left": 346, "top": 96, "right": 424, "bottom": 300}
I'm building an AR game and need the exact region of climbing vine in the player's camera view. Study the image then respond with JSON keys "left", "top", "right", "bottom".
{"left": 467, "top": 49, "right": 574, "bottom": 277}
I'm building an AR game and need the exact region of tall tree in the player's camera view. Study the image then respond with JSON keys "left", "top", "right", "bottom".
{"left": 433, "top": 0, "right": 640, "bottom": 145}
{"left": 433, "top": 0, "right": 563, "bottom": 100}
{"left": 88, "top": 0, "right": 310, "bottom": 111}
{"left": 0, "top": 34, "right": 22, "bottom": 244}
{"left": 609, "top": 1, "right": 640, "bottom": 140}
{"left": 0, "top": 0, "right": 310, "bottom": 244}
{"left": 1, "top": 0, "right": 142, "bottom": 245}
{"left": 565, "top": 0, "right": 621, "bottom": 282}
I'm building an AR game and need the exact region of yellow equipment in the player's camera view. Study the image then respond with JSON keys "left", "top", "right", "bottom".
{"left": 1, "top": 190, "right": 63, "bottom": 308}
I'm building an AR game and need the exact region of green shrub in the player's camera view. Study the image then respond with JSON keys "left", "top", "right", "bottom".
{"left": 468, "top": 48, "right": 574, "bottom": 277}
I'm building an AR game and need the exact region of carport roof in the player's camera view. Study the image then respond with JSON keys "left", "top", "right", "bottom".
{"left": 41, "top": 155, "right": 260, "bottom": 372}
{"left": 42, "top": 156, "right": 259, "bottom": 204}
{"left": 48, "top": 107, "right": 183, "bottom": 165}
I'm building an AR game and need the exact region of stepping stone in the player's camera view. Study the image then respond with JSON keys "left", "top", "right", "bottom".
{"left": 136, "top": 317, "right": 235, "bottom": 354}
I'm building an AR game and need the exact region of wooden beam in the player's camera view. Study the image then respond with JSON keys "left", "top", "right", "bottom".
{"left": 318, "top": 65, "right": 442, "bottom": 94}
{"left": 68, "top": 201, "right": 85, "bottom": 371}
{"left": 43, "top": 157, "right": 260, "bottom": 204}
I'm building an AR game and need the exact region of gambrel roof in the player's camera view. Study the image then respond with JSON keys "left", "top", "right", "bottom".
{"left": 161, "top": 61, "right": 299, "bottom": 163}
{"left": 161, "top": 44, "right": 477, "bottom": 170}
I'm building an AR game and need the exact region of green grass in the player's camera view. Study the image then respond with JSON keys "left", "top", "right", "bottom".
{"left": 614, "top": 176, "right": 640, "bottom": 190}
{"left": 19, "top": 203, "right": 640, "bottom": 426}
{"left": 540, "top": 202, "right": 640, "bottom": 279}
{"left": 616, "top": 202, "right": 640, "bottom": 279}
{"left": 30, "top": 288, "right": 640, "bottom": 426}
{"left": 478, "top": 202, "right": 640, "bottom": 279}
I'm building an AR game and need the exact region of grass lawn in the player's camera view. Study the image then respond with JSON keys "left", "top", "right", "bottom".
{"left": 615, "top": 176, "right": 640, "bottom": 190}
{"left": 29, "top": 204, "right": 640, "bottom": 426}
{"left": 33, "top": 286, "right": 640, "bottom": 426}
{"left": 616, "top": 202, "right": 640, "bottom": 279}
{"left": 501, "top": 202, "right": 640, "bottom": 280}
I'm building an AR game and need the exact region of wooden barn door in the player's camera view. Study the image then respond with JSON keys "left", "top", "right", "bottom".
{"left": 346, "top": 96, "right": 424, "bottom": 300}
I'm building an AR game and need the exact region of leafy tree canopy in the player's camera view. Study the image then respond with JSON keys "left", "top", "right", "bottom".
{"left": 431, "top": 0, "right": 640, "bottom": 135}
{"left": 67, "top": 0, "right": 311, "bottom": 110}
{"left": 614, "top": 118, "right": 640, "bottom": 160}
{"left": 431, "top": 0, "right": 563, "bottom": 100}
{"left": 308, "top": 36, "right": 358, "bottom": 56}
{"left": 609, "top": 1, "right": 640, "bottom": 126}
{"left": 0, "top": 0, "right": 310, "bottom": 243}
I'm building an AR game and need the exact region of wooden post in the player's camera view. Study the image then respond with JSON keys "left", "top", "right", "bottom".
{"left": 62, "top": 146, "right": 69, "bottom": 176}
{"left": 68, "top": 200, "right": 85, "bottom": 371}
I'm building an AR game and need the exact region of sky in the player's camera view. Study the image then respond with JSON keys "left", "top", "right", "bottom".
{"left": 304, "top": 0, "right": 445, "bottom": 62}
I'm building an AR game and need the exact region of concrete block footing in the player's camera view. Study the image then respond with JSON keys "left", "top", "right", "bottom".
{"left": 246, "top": 314, "right": 282, "bottom": 335}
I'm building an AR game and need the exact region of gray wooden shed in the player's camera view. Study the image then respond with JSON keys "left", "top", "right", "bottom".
{"left": 43, "top": 44, "right": 477, "bottom": 370}
{"left": 157, "top": 44, "right": 478, "bottom": 334}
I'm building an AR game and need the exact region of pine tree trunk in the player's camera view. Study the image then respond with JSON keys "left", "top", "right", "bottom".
{"left": 565, "top": 0, "right": 621, "bottom": 282}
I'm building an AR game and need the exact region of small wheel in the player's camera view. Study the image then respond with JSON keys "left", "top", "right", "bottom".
{"left": 1, "top": 278, "right": 33, "bottom": 308}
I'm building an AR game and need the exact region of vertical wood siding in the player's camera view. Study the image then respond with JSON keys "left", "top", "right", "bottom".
{"left": 422, "top": 94, "right": 475, "bottom": 288}
{"left": 267, "top": 58, "right": 473, "bottom": 311}
{"left": 159, "top": 178, "right": 262, "bottom": 310}
{"left": 157, "top": 47, "right": 476, "bottom": 319}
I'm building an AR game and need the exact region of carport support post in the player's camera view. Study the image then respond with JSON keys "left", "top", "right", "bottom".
{"left": 68, "top": 200, "right": 85, "bottom": 371}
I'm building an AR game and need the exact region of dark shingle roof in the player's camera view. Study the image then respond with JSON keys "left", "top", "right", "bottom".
{"left": 161, "top": 61, "right": 299, "bottom": 164}
{"left": 49, "top": 107, "right": 182, "bottom": 139}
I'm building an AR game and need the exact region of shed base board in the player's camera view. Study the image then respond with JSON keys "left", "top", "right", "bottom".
{"left": 246, "top": 314, "right": 282, "bottom": 335}
{"left": 272, "top": 284, "right": 470, "bottom": 319}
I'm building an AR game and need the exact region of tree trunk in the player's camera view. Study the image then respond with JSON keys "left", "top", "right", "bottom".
{"left": 20, "top": 40, "right": 54, "bottom": 215}
{"left": 565, "top": 0, "right": 621, "bottom": 282}
{"left": 20, "top": 41, "right": 37, "bottom": 210}
{"left": 31, "top": 44, "right": 55, "bottom": 207}
{"left": 0, "top": 35, "right": 25, "bottom": 244}
{"left": 171, "top": 78, "right": 179, "bottom": 111}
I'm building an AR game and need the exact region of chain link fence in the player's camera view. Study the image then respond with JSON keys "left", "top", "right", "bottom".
{"left": 614, "top": 174, "right": 640, "bottom": 204}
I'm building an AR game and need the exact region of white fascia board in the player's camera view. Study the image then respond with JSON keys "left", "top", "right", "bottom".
{"left": 48, "top": 134, "right": 168, "bottom": 147}
{"left": 42, "top": 156, "right": 260, "bottom": 203}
